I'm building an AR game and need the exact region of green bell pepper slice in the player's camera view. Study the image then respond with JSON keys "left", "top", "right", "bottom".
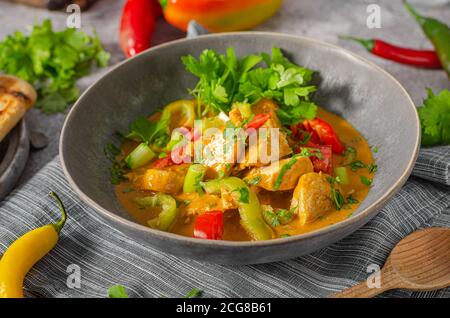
{"left": 135, "top": 194, "right": 178, "bottom": 231}
{"left": 216, "top": 177, "right": 273, "bottom": 241}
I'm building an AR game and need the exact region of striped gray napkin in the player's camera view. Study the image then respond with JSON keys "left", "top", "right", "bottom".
{"left": 0, "top": 157, "right": 448, "bottom": 298}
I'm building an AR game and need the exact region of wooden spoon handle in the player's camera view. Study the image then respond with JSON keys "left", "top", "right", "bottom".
{"left": 332, "top": 261, "right": 402, "bottom": 298}
{"left": 331, "top": 280, "right": 390, "bottom": 298}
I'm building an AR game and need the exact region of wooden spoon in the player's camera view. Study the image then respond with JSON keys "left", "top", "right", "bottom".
{"left": 332, "top": 227, "right": 450, "bottom": 298}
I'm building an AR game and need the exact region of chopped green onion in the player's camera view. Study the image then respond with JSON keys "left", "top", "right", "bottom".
{"left": 334, "top": 167, "right": 349, "bottom": 185}
{"left": 125, "top": 142, "right": 156, "bottom": 169}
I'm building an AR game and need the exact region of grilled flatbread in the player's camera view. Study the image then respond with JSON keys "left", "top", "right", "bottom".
{"left": 0, "top": 75, "right": 37, "bottom": 142}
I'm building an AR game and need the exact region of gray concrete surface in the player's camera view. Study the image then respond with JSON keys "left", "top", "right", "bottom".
{"left": 0, "top": 0, "right": 449, "bottom": 184}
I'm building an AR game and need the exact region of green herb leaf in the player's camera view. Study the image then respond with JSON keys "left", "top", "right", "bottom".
{"left": 183, "top": 288, "right": 201, "bottom": 298}
{"left": 418, "top": 89, "right": 450, "bottom": 146}
{"left": 346, "top": 194, "right": 359, "bottom": 204}
{"left": 234, "top": 187, "right": 250, "bottom": 204}
{"left": 182, "top": 47, "right": 317, "bottom": 124}
{"left": 104, "top": 143, "right": 128, "bottom": 185}
{"left": 246, "top": 176, "right": 262, "bottom": 185}
{"left": 360, "top": 176, "right": 373, "bottom": 186}
{"left": 330, "top": 188, "right": 345, "bottom": 210}
{"left": 262, "top": 205, "right": 295, "bottom": 227}
{"left": 0, "top": 19, "right": 109, "bottom": 114}
{"left": 108, "top": 285, "right": 129, "bottom": 298}
{"left": 274, "top": 149, "right": 320, "bottom": 190}
{"left": 126, "top": 113, "right": 170, "bottom": 148}
{"left": 348, "top": 160, "right": 366, "bottom": 171}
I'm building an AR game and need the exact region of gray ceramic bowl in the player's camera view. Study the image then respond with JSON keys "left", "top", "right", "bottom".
{"left": 60, "top": 33, "right": 420, "bottom": 264}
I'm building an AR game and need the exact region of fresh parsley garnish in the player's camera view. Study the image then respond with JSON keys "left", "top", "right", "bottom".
{"left": 360, "top": 176, "right": 373, "bottom": 186}
{"left": 104, "top": 143, "right": 128, "bottom": 185}
{"left": 262, "top": 205, "right": 295, "bottom": 227}
{"left": 418, "top": 89, "right": 450, "bottom": 146}
{"left": 233, "top": 187, "right": 250, "bottom": 204}
{"left": 326, "top": 176, "right": 342, "bottom": 184}
{"left": 330, "top": 187, "right": 345, "bottom": 210}
{"left": 182, "top": 47, "right": 317, "bottom": 124}
{"left": 372, "top": 146, "right": 379, "bottom": 153}
{"left": 274, "top": 148, "right": 320, "bottom": 190}
{"left": 183, "top": 288, "right": 201, "bottom": 298}
{"left": 246, "top": 176, "right": 262, "bottom": 186}
{"left": 0, "top": 19, "right": 109, "bottom": 114}
{"left": 347, "top": 160, "right": 377, "bottom": 174}
{"left": 346, "top": 194, "right": 359, "bottom": 204}
{"left": 108, "top": 285, "right": 129, "bottom": 298}
{"left": 367, "top": 163, "right": 378, "bottom": 174}
{"left": 126, "top": 112, "right": 171, "bottom": 148}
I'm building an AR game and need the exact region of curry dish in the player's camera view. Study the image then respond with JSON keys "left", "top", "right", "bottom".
{"left": 110, "top": 48, "right": 376, "bottom": 241}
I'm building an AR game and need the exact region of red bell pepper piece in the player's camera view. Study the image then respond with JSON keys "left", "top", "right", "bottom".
{"left": 247, "top": 113, "right": 271, "bottom": 130}
{"left": 193, "top": 211, "right": 224, "bottom": 240}
{"left": 290, "top": 123, "right": 320, "bottom": 146}
{"left": 296, "top": 145, "right": 333, "bottom": 174}
{"left": 303, "top": 118, "right": 345, "bottom": 154}
{"left": 151, "top": 155, "right": 173, "bottom": 168}
{"left": 119, "top": 0, "right": 157, "bottom": 58}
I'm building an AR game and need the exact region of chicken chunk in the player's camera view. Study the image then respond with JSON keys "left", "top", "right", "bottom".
{"left": 290, "top": 172, "right": 333, "bottom": 226}
{"left": 131, "top": 166, "right": 188, "bottom": 194}
{"left": 252, "top": 99, "right": 282, "bottom": 128}
{"left": 201, "top": 131, "right": 237, "bottom": 178}
{"left": 244, "top": 157, "right": 313, "bottom": 191}
{"left": 238, "top": 129, "right": 292, "bottom": 169}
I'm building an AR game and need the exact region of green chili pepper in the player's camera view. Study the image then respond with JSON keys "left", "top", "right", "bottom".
{"left": 220, "top": 177, "right": 273, "bottom": 240}
{"left": 404, "top": 1, "right": 450, "bottom": 79}
{"left": 135, "top": 194, "right": 178, "bottom": 231}
{"left": 183, "top": 164, "right": 207, "bottom": 193}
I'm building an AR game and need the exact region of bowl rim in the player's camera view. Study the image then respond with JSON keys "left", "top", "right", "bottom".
{"left": 60, "top": 31, "right": 420, "bottom": 248}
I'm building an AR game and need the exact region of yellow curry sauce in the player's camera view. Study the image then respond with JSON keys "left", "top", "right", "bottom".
{"left": 115, "top": 105, "right": 374, "bottom": 241}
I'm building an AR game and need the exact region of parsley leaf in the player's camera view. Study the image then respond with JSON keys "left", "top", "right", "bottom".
{"left": 183, "top": 288, "right": 201, "bottom": 298}
{"left": 346, "top": 194, "right": 359, "bottom": 204}
{"left": 418, "top": 89, "right": 450, "bottom": 146}
{"left": 126, "top": 112, "right": 170, "bottom": 147}
{"left": 246, "top": 176, "right": 262, "bottom": 186}
{"left": 262, "top": 205, "right": 295, "bottom": 227}
{"left": 0, "top": 20, "right": 109, "bottom": 114}
{"left": 108, "top": 285, "right": 129, "bottom": 298}
{"left": 330, "top": 188, "right": 345, "bottom": 210}
{"left": 104, "top": 143, "right": 128, "bottom": 185}
{"left": 233, "top": 187, "right": 250, "bottom": 204}
{"left": 182, "top": 47, "right": 317, "bottom": 124}
{"left": 360, "top": 176, "right": 373, "bottom": 186}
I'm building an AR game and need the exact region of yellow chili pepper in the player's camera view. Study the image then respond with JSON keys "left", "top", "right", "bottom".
{"left": 160, "top": 0, "right": 283, "bottom": 32}
{"left": 0, "top": 192, "right": 67, "bottom": 298}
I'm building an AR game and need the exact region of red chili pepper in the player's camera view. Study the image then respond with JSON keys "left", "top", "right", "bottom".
{"left": 193, "top": 211, "right": 224, "bottom": 240}
{"left": 343, "top": 36, "right": 441, "bottom": 69}
{"left": 119, "top": 0, "right": 157, "bottom": 58}
{"left": 303, "top": 118, "right": 345, "bottom": 155}
{"left": 247, "top": 113, "right": 271, "bottom": 130}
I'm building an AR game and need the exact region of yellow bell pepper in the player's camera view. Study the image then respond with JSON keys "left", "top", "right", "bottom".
{"left": 160, "top": 0, "right": 283, "bottom": 32}
{"left": 0, "top": 192, "right": 67, "bottom": 298}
